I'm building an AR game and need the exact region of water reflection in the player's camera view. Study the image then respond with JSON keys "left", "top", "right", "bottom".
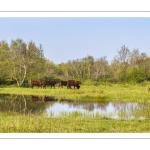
{"left": 0, "top": 94, "right": 48, "bottom": 114}
{"left": 0, "top": 94, "right": 150, "bottom": 119}
{"left": 31, "top": 95, "right": 57, "bottom": 102}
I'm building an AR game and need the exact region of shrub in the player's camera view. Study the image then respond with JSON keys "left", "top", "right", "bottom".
{"left": 126, "top": 68, "right": 146, "bottom": 83}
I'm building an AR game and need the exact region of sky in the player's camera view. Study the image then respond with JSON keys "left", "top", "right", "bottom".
{"left": 1, "top": 17, "right": 150, "bottom": 64}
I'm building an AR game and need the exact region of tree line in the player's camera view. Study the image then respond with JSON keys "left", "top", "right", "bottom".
{"left": 0, "top": 38, "right": 150, "bottom": 86}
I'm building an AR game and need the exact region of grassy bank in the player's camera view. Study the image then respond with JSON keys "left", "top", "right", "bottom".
{"left": 0, "top": 112, "right": 149, "bottom": 133}
{"left": 1, "top": 83, "right": 150, "bottom": 133}
{"left": 0, "top": 83, "right": 150, "bottom": 102}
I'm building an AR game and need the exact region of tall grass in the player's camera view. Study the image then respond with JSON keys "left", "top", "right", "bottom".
{"left": 0, "top": 112, "right": 150, "bottom": 132}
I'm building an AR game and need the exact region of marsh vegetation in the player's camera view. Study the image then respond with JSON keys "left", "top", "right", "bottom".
{"left": 0, "top": 82, "right": 150, "bottom": 132}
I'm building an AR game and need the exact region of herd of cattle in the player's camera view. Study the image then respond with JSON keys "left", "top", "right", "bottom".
{"left": 31, "top": 80, "right": 82, "bottom": 89}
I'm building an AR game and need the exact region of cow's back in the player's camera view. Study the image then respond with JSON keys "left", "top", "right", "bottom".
{"left": 67, "top": 80, "right": 75, "bottom": 85}
{"left": 67, "top": 80, "right": 81, "bottom": 89}
{"left": 31, "top": 80, "right": 45, "bottom": 88}
{"left": 45, "top": 80, "right": 58, "bottom": 88}
{"left": 67, "top": 80, "right": 75, "bottom": 88}
{"left": 58, "top": 80, "right": 67, "bottom": 88}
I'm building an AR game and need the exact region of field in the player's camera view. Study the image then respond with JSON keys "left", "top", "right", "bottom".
{"left": 0, "top": 82, "right": 150, "bottom": 102}
{"left": 0, "top": 112, "right": 150, "bottom": 133}
{"left": 0, "top": 82, "right": 150, "bottom": 132}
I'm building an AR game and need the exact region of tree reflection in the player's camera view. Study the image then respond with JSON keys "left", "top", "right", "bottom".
{"left": 0, "top": 94, "right": 55, "bottom": 114}
{"left": 0, "top": 94, "right": 150, "bottom": 119}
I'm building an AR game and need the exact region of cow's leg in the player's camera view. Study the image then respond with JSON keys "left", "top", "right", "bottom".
{"left": 42, "top": 84, "right": 46, "bottom": 89}
{"left": 77, "top": 85, "right": 80, "bottom": 89}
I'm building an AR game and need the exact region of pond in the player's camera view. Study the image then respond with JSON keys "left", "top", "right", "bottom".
{"left": 0, "top": 94, "right": 150, "bottom": 119}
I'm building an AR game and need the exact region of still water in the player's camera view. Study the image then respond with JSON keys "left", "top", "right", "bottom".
{"left": 0, "top": 94, "right": 150, "bottom": 119}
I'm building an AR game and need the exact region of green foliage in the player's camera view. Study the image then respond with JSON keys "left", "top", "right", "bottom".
{"left": 0, "top": 38, "right": 51, "bottom": 86}
{"left": 1, "top": 41, "right": 150, "bottom": 85}
{"left": 126, "top": 68, "right": 146, "bottom": 83}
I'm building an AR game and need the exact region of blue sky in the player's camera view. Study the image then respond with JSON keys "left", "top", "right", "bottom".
{"left": 1, "top": 17, "right": 150, "bottom": 64}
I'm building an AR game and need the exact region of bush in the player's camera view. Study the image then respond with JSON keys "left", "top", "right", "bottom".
{"left": 126, "top": 68, "right": 146, "bottom": 83}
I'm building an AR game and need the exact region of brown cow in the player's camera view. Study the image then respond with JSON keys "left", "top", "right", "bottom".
{"left": 58, "top": 80, "right": 67, "bottom": 88}
{"left": 45, "top": 80, "right": 58, "bottom": 88}
{"left": 67, "top": 80, "right": 81, "bottom": 89}
{"left": 31, "top": 80, "right": 46, "bottom": 89}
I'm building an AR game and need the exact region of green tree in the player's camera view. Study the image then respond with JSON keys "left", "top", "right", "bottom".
{"left": 43, "top": 59, "right": 57, "bottom": 80}
{"left": 0, "top": 39, "right": 46, "bottom": 86}
{"left": 8, "top": 38, "right": 28, "bottom": 86}
{"left": 0, "top": 41, "right": 10, "bottom": 84}
{"left": 126, "top": 68, "right": 146, "bottom": 83}
{"left": 92, "top": 56, "right": 109, "bottom": 81}
{"left": 26, "top": 41, "right": 46, "bottom": 81}
{"left": 111, "top": 45, "right": 130, "bottom": 82}
{"left": 129, "top": 49, "right": 150, "bottom": 81}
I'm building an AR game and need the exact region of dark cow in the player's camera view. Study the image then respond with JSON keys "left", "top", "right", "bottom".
{"left": 31, "top": 96, "right": 43, "bottom": 101}
{"left": 31, "top": 80, "right": 46, "bottom": 89}
{"left": 45, "top": 80, "right": 58, "bottom": 88}
{"left": 58, "top": 80, "right": 67, "bottom": 88}
{"left": 67, "top": 80, "right": 81, "bottom": 89}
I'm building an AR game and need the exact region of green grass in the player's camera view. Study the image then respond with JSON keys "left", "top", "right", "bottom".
{"left": 0, "top": 112, "right": 150, "bottom": 132}
{"left": 0, "top": 83, "right": 150, "bottom": 102}
{"left": 1, "top": 83, "right": 150, "bottom": 133}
